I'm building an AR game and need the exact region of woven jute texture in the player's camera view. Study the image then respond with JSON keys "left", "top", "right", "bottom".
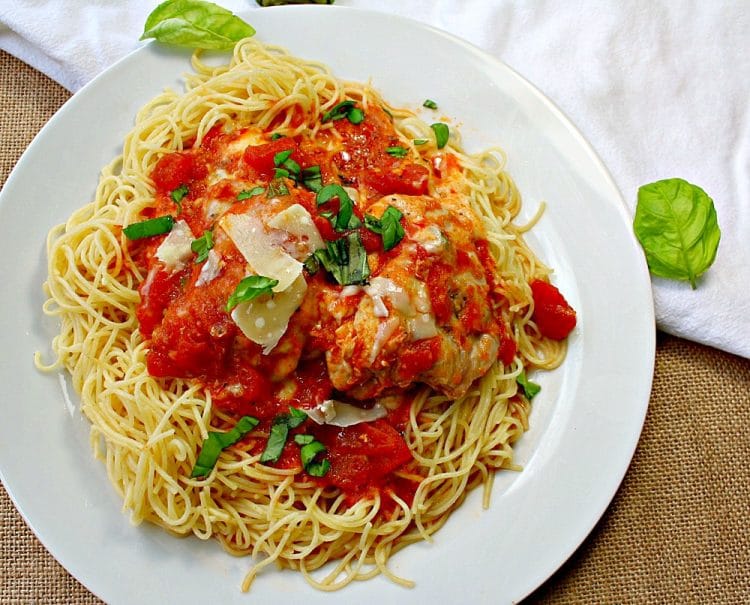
{"left": 1, "top": 50, "right": 748, "bottom": 604}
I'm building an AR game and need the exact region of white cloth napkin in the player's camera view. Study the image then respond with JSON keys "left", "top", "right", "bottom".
{"left": 1, "top": 0, "right": 748, "bottom": 358}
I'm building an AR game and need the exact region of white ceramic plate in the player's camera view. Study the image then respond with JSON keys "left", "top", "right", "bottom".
{"left": 0, "top": 7, "right": 654, "bottom": 604}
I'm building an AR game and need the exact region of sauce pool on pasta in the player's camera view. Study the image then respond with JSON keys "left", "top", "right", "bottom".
{"left": 37, "top": 39, "right": 575, "bottom": 592}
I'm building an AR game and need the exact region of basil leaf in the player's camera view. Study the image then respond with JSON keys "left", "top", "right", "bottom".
{"left": 260, "top": 406, "right": 308, "bottom": 464}
{"left": 314, "top": 232, "right": 370, "bottom": 286}
{"left": 123, "top": 215, "right": 174, "bottom": 240}
{"left": 423, "top": 99, "right": 438, "bottom": 109}
{"left": 516, "top": 370, "right": 541, "bottom": 400}
{"left": 306, "top": 459, "right": 330, "bottom": 477}
{"left": 364, "top": 205, "right": 405, "bottom": 251}
{"left": 386, "top": 146, "right": 408, "bottom": 158}
{"left": 170, "top": 184, "right": 189, "bottom": 211}
{"left": 300, "top": 440, "right": 326, "bottom": 467}
{"left": 267, "top": 178, "right": 290, "bottom": 197}
{"left": 237, "top": 186, "right": 266, "bottom": 200}
{"left": 257, "top": 0, "right": 334, "bottom": 6}
{"left": 287, "top": 406, "right": 308, "bottom": 429}
{"left": 190, "top": 415, "right": 259, "bottom": 478}
{"left": 413, "top": 138, "right": 428, "bottom": 146}
{"left": 294, "top": 434, "right": 315, "bottom": 445}
{"left": 303, "top": 254, "right": 320, "bottom": 275}
{"left": 301, "top": 165, "right": 323, "bottom": 192}
{"left": 347, "top": 107, "right": 365, "bottom": 125}
{"left": 270, "top": 132, "right": 285, "bottom": 140}
{"left": 191, "top": 230, "right": 214, "bottom": 263}
{"left": 316, "top": 183, "right": 361, "bottom": 231}
{"left": 633, "top": 178, "right": 721, "bottom": 289}
{"left": 141, "top": 0, "right": 256, "bottom": 50}
{"left": 322, "top": 100, "right": 356, "bottom": 123}
{"left": 226, "top": 275, "right": 278, "bottom": 312}
{"left": 260, "top": 420, "right": 289, "bottom": 463}
{"left": 273, "top": 150, "right": 293, "bottom": 166}
{"left": 431, "top": 123, "right": 449, "bottom": 149}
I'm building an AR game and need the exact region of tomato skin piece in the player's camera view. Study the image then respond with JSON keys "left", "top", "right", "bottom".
{"left": 530, "top": 279, "right": 577, "bottom": 340}
{"left": 242, "top": 138, "right": 297, "bottom": 177}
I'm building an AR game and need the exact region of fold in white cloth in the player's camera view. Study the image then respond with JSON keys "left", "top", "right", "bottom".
{"left": 1, "top": 0, "right": 748, "bottom": 358}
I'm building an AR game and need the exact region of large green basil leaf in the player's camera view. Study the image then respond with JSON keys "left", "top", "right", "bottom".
{"left": 633, "top": 178, "right": 720, "bottom": 288}
{"left": 141, "top": 0, "right": 255, "bottom": 50}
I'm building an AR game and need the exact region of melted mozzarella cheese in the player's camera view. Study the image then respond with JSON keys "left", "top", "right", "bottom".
{"left": 407, "top": 313, "right": 438, "bottom": 340}
{"left": 364, "top": 277, "right": 413, "bottom": 316}
{"left": 231, "top": 274, "right": 307, "bottom": 354}
{"left": 220, "top": 212, "right": 302, "bottom": 293}
{"left": 413, "top": 225, "right": 446, "bottom": 253}
{"left": 304, "top": 399, "right": 387, "bottom": 427}
{"left": 156, "top": 220, "right": 195, "bottom": 271}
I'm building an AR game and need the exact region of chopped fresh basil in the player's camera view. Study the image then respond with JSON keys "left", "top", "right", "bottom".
{"left": 141, "top": 0, "right": 255, "bottom": 50}
{"left": 364, "top": 205, "right": 405, "bottom": 251}
{"left": 225, "top": 275, "right": 278, "bottom": 312}
{"left": 237, "top": 186, "right": 266, "bottom": 200}
{"left": 423, "top": 99, "right": 438, "bottom": 109}
{"left": 322, "top": 100, "right": 355, "bottom": 122}
{"left": 274, "top": 167, "right": 290, "bottom": 179}
{"left": 386, "top": 146, "right": 408, "bottom": 158}
{"left": 516, "top": 369, "right": 541, "bottom": 400}
{"left": 431, "top": 122, "right": 450, "bottom": 149}
{"left": 313, "top": 232, "right": 370, "bottom": 286}
{"left": 347, "top": 107, "right": 365, "bottom": 124}
{"left": 413, "top": 138, "right": 429, "bottom": 145}
{"left": 170, "top": 184, "right": 189, "bottom": 211}
{"left": 273, "top": 149, "right": 293, "bottom": 165}
{"left": 322, "top": 99, "right": 364, "bottom": 124}
{"left": 294, "top": 434, "right": 315, "bottom": 445}
{"left": 190, "top": 415, "right": 259, "bottom": 478}
{"left": 288, "top": 406, "right": 308, "bottom": 428}
{"left": 300, "top": 440, "right": 326, "bottom": 467}
{"left": 191, "top": 229, "right": 214, "bottom": 263}
{"left": 260, "top": 406, "right": 308, "bottom": 464}
{"left": 270, "top": 132, "right": 285, "bottom": 140}
{"left": 301, "top": 165, "right": 323, "bottom": 192}
{"left": 316, "top": 183, "right": 361, "bottom": 231}
{"left": 123, "top": 215, "right": 174, "bottom": 240}
{"left": 267, "top": 178, "right": 290, "bottom": 197}
{"left": 306, "top": 459, "right": 330, "bottom": 477}
{"left": 303, "top": 254, "right": 320, "bottom": 275}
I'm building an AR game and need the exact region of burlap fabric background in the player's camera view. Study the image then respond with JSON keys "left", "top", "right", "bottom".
{"left": 1, "top": 50, "right": 748, "bottom": 604}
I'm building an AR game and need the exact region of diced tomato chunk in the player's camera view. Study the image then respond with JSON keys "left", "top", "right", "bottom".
{"left": 366, "top": 162, "right": 429, "bottom": 195}
{"left": 358, "top": 226, "right": 382, "bottom": 253}
{"left": 530, "top": 279, "right": 577, "bottom": 340}
{"left": 317, "top": 421, "right": 412, "bottom": 495}
{"left": 242, "top": 138, "right": 297, "bottom": 177}
{"left": 152, "top": 153, "right": 199, "bottom": 194}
